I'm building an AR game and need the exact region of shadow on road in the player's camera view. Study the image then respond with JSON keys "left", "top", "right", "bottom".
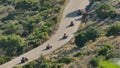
{"left": 42, "top": 48, "right": 48, "bottom": 51}
{"left": 75, "top": 18, "right": 82, "bottom": 21}
{"left": 58, "top": 38, "right": 64, "bottom": 41}
{"left": 16, "top": 62, "right": 22, "bottom": 65}
{"left": 66, "top": 9, "right": 82, "bottom": 18}
{"left": 66, "top": 25, "right": 73, "bottom": 28}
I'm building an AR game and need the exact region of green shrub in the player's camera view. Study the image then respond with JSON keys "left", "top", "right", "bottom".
{"left": 15, "top": 0, "right": 38, "bottom": 9}
{"left": 75, "top": 26, "right": 103, "bottom": 48}
{"left": 57, "top": 56, "right": 75, "bottom": 64}
{"left": 90, "top": 57, "right": 100, "bottom": 67}
{"left": 20, "top": 58, "right": 63, "bottom": 68}
{"left": 106, "top": 22, "right": 120, "bottom": 36}
{"left": 45, "top": 16, "right": 57, "bottom": 27}
{"left": 1, "top": 21, "right": 23, "bottom": 35}
{"left": 0, "top": 0, "right": 65, "bottom": 61}
{"left": 106, "top": 52, "right": 116, "bottom": 60}
{"left": 0, "top": 57, "right": 12, "bottom": 65}
{"left": 23, "top": 61, "right": 37, "bottom": 68}
{"left": 95, "top": 2, "right": 115, "bottom": 19}
{"left": 0, "top": 35, "right": 25, "bottom": 56}
{"left": 75, "top": 51, "right": 88, "bottom": 57}
{"left": 75, "top": 31, "right": 87, "bottom": 48}
{"left": 52, "top": 63, "right": 63, "bottom": 68}
{"left": 27, "top": 26, "right": 49, "bottom": 47}
{"left": 86, "top": 26, "right": 104, "bottom": 40}
{"left": 39, "top": 62, "right": 52, "bottom": 68}
{"left": 98, "top": 45, "right": 113, "bottom": 56}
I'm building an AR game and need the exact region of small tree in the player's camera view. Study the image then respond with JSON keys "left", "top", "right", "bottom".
{"left": 75, "top": 26, "right": 103, "bottom": 48}
{"left": 98, "top": 44, "right": 113, "bottom": 56}
{"left": 90, "top": 57, "right": 99, "bottom": 67}
{"left": 75, "top": 31, "right": 87, "bottom": 48}
{"left": 86, "top": 26, "right": 103, "bottom": 40}
{"left": 106, "top": 22, "right": 120, "bottom": 36}
{"left": 95, "top": 2, "right": 115, "bottom": 19}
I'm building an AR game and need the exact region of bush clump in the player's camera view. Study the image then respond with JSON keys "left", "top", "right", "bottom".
{"left": 57, "top": 56, "right": 75, "bottom": 64}
{"left": 90, "top": 57, "right": 101, "bottom": 67}
{"left": 106, "top": 22, "right": 120, "bottom": 36}
{"left": 75, "top": 31, "right": 87, "bottom": 48}
{"left": 98, "top": 44, "right": 113, "bottom": 56}
{"left": 74, "top": 51, "right": 88, "bottom": 57}
{"left": 15, "top": 60, "right": 63, "bottom": 68}
{"left": 95, "top": 2, "right": 115, "bottom": 19}
{"left": 0, "top": 35, "right": 25, "bottom": 56}
{"left": 75, "top": 26, "right": 104, "bottom": 48}
{"left": 0, "top": 57, "right": 12, "bottom": 65}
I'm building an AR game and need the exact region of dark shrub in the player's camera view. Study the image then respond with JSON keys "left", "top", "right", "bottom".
{"left": 57, "top": 56, "right": 75, "bottom": 64}
{"left": 106, "top": 22, "right": 120, "bottom": 36}
{"left": 98, "top": 45, "right": 113, "bottom": 56}
{"left": 75, "top": 31, "right": 87, "bottom": 48}
{"left": 75, "top": 26, "right": 103, "bottom": 48}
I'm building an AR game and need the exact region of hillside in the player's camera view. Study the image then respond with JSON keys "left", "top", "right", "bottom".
{"left": 49, "top": 0, "right": 120, "bottom": 68}
{"left": 0, "top": 0, "right": 65, "bottom": 65}
{"left": 14, "top": 0, "right": 120, "bottom": 68}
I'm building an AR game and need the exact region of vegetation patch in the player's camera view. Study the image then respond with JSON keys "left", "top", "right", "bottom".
{"left": 106, "top": 22, "right": 120, "bottom": 36}
{"left": 95, "top": 2, "right": 115, "bottom": 19}
{"left": 98, "top": 44, "right": 113, "bottom": 56}
{"left": 0, "top": 57, "right": 12, "bottom": 65}
{"left": 0, "top": 0, "right": 65, "bottom": 64}
{"left": 90, "top": 56, "right": 120, "bottom": 68}
{"left": 75, "top": 26, "right": 104, "bottom": 48}
{"left": 57, "top": 56, "right": 75, "bottom": 64}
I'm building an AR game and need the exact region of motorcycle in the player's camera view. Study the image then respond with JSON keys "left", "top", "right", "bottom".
{"left": 63, "top": 33, "right": 68, "bottom": 39}
{"left": 21, "top": 57, "right": 28, "bottom": 63}
{"left": 69, "top": 21, "right": 74, "bottom": 26}
{"left": 46, "top": 44, "right": 52, "bottom": 49}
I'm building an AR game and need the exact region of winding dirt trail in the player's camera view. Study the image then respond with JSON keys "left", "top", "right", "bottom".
{"left": 0, "top": 0, "right": 89, "bottom": 68}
